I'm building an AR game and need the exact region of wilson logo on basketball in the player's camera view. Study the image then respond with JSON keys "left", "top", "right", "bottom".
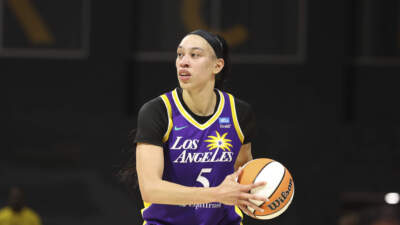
{"left": 267, "top": 178, "right": 293, "bottom": 210}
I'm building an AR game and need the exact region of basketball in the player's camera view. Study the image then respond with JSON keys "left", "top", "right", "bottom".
{"left": 237, "top": 158, "right": 294, "bottom": 220}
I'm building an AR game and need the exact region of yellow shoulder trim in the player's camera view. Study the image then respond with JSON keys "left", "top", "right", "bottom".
{"left": 228, "top": 94, "right": 244, "bottom": 143}
{"left": 160, "top": 94, "right": 173, "bottom": 143}
{"left": 172, "top": 89, "right": 225, "bottom": 130}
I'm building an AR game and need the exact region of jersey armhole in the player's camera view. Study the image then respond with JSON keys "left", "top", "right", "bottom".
{"left": 160, "top": 94, "right": 173, "bottom": 143}
{"left": 227, "top": 93, "right": 244, "bottom": 144}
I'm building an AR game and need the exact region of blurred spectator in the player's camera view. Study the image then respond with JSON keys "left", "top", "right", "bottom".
{"left": 371, "top": 218, "right": 400, "bottom": 225}
{"left": 0, "top": 186, "right": 42, "bottom": 225}
{"left": 370, "top": 206, "right": 400, "bottom": 225}
{"left": 339, "top": 212, "right": 359, "bottom": 225}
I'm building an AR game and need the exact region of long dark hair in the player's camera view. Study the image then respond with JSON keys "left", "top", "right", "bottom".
{"left": 117, "top": 129, "right": 138, "bottom": 191}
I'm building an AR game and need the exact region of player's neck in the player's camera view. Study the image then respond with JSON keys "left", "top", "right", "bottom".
{"left": 182, "top": 85, "right": 216, "bottom": 117}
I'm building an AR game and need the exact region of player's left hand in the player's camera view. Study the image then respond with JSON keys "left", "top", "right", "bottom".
{"left": 238, "top": 205, "right": 258, "bottom": 219}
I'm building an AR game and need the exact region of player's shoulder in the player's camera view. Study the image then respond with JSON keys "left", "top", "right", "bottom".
{"left": 223, "top": 90, "right": 252, "bottom": 111}
{"left": 233, "top": 96, "right": 252, "bottom": 111}
{"left": 139, "top": 95, "right": 165, "bottom": 115}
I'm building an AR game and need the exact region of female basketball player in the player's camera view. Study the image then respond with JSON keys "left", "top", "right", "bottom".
{"left": 135, "top": 30, "right": 267, "bottom": 225}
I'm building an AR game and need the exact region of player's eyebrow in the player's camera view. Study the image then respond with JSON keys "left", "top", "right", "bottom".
{"left": 177, "top": 46, "right": 204, "bottom": 51}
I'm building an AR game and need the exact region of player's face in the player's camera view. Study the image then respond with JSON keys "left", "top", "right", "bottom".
{"left": 176, "top": 35, "right": 223, "bottom": 90}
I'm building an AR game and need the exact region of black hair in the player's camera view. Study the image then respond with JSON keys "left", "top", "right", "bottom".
{"left": 116, "top": 129, "right": 139, "bottom": 191}
{"left": 214, "top": 33, "right": 231, "bottom": 90}
{"left": 188, "top": 30, "right": 231, "bottom": 90}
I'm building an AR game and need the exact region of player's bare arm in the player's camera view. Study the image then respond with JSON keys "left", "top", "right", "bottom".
{"left": 137, "top": 142, "right": 214, "bottom": 205}
{"left": 234, "top": 142, "right": 253, "bottom": 171}
{"left": 137, "top": 142, "right": 266, "bottom": 210}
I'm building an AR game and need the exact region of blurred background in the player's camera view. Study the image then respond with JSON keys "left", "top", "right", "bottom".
{"left": 0, "top": 0, "right": 399, "bottom": 224}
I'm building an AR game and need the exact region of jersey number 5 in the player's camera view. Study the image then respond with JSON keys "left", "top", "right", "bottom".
{"left": 196, "top": 168, "right": 212, "bottom": 187}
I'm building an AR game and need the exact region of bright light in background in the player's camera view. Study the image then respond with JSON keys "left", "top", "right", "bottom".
{"left": 384, "top": 192, "right": 400, "bottom": 205}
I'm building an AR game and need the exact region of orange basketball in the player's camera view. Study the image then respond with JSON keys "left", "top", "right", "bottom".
{"left": 237, "top": 158, "right": 294, "bottom": 220}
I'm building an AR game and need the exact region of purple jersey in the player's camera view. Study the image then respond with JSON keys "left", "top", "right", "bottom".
{"left": 142, "top": 88, "right": 245, "bottom": 225}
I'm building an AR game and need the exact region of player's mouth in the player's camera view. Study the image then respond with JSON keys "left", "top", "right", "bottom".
{"left": 178, "top": 69, "right": 191, "bottom": 82}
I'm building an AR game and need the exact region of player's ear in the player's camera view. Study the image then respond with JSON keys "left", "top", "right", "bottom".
{"left": 213, "top": 58, "right": 224, "bottom": 75}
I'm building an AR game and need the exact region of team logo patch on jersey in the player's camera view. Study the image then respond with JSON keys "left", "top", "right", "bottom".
{"left": 204, "top": 131, "right": 233, "bottom": 151}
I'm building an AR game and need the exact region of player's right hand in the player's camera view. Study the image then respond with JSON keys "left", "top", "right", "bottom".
{"left": 214, "top": 167, "right": 267, "bottom": 213}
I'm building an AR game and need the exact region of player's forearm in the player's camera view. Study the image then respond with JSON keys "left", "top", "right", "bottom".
{"left": 140, "top": 179, "right": 218, "bottom": 205}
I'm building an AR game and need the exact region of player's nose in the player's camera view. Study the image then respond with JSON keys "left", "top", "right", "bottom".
{"left": 179, "top": 55, "right": 190, "bottom": 67}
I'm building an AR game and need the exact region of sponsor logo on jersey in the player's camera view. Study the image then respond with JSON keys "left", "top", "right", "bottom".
{"left": 174, "top": 125, "right": 187, "bottom": 131}
{"left": 219, "top": 117, "right": 231, "bottom": 128}
{"left": 179, "top": 202, "right": 222, "bottom": 209}
{"left": 219, "top": 117, "right": 230, "bottom": 124}
{"left": 220, "top": 124, "right": 231, "bottom": 128}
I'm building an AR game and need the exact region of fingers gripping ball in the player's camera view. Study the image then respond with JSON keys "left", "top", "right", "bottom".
{"left": 237, "top": 158, "right": 294, "bottom": 220}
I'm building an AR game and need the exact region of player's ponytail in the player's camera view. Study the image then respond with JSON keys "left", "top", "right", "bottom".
{"left": 116, "top": 129, "right": 139, "bottom": 190}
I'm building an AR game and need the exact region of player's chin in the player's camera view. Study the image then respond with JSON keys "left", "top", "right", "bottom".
{"left": 178, "top": 81, "right": 193, "bottom": 89}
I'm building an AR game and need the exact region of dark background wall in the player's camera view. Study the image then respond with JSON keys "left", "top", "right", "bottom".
{"left": 1, "top": 0, "right": 399, "bottom": 225}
